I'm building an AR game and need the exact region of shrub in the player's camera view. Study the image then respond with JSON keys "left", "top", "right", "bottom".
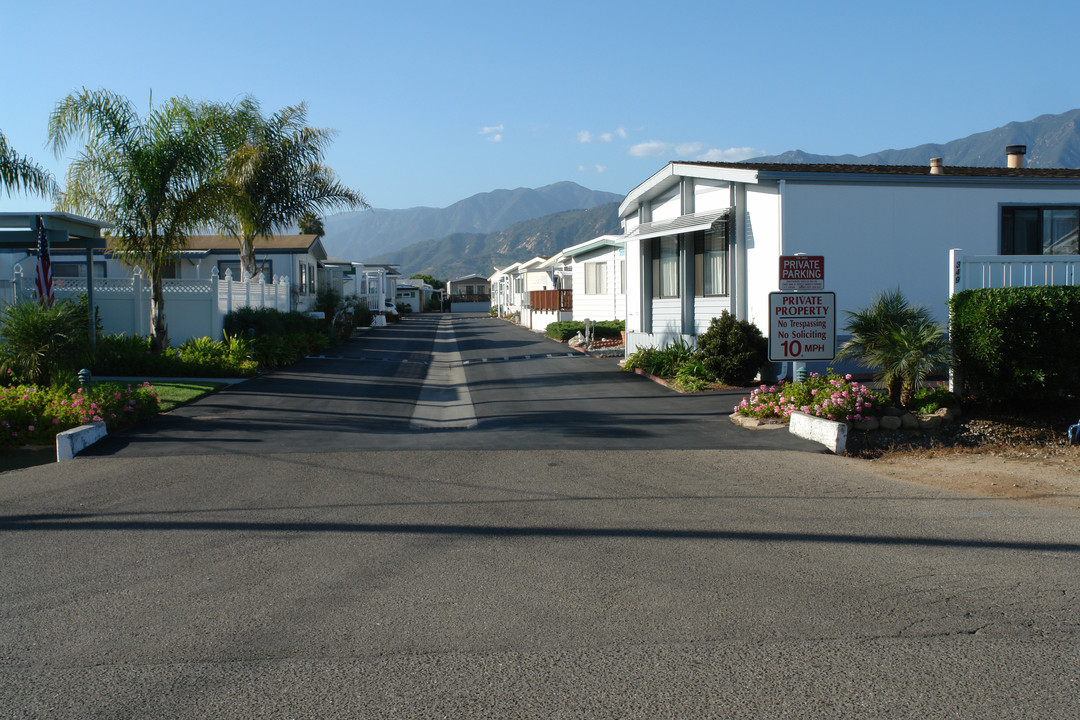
{"left": 222, "top": 307, "right": 319, "bottom": 339}
{"left": 0, "top": 297, "right": 93, "bottom": 387}
{"left": 695, "top": 312, "right": 768, "bottom": 386}
{"left": 734, "top": 372, "right": 888, "bottom": 422}
{"left": 91, "top": 334, "right": 257, "bottom": 378}
{"left": 949, "top": 286, "right": 1080, "bottom": 404}
{"left": 546, "top": 320, "right": 625, "bottom": 342}
{"left": 838, "top": 287, "right": 950, "bottom": 408}
{"left": 623, "top": 338, "right": 696, "bottom": 378}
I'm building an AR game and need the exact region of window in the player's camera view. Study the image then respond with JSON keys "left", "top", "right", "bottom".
{"left": 514, "top": 277, "right": 524, "bottom": 294}
{"left": 694, "top": 224, "right": 729, "bottom": 297}
{"left": 651, "top": 236, "right": 679, "bottom": 298}
{"left": 219, "top": 260, "right": 274, "bottom": 281}
{"left": 584, "top": 261, "right": 607, "bottom": 295}
{"left": 52, "top": 262, "right": 107, "bottom": 279}
{"left": 1002, "top": 206, "right": 1080, "bottom": 255}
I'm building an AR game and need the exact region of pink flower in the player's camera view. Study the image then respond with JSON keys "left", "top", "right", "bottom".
{"left": 92, "top": 415, "right": 102, "bottom": 422}
{"left": 53, "top": 418, "right": 60, "bottom": 424}
{"left": 27, "top": 425, "right": 34, "bottom": 431}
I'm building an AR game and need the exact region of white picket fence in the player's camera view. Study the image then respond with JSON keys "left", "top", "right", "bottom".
{"left": 0, "top": 266, "right": 290, "bottom": 344}
{"left": 950, "top": 249, "right": 1079, "bottom": 293}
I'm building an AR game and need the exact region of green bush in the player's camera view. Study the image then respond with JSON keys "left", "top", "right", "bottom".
{"left": 624, "top": 338, "right": 696, "bottom": 378}
{"left": 695, "top": 312, "right": 768, "bottom": 386}
{"left": 0, "top": 297, "right": 94, "bottom": 387}
{"left": 949, "top": 286, "right": 1080, "bottom": 403}
{"left": 222, "top": 307, "right": 319, "bottom": 339}
{"left": 91, "top": 334, "right": 258, "bottom": 377}
{"left": 545, "top": 319, "right": 625, "bottom": 342}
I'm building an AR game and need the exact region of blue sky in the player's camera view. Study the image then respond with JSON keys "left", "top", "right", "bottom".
{"left": 3, "top": 0, "right": 1080, "bottom": 213}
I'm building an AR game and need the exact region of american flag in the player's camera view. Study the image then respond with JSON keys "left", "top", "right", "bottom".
{"left": 34, "top": 215, "right": 54, "bottom": 306}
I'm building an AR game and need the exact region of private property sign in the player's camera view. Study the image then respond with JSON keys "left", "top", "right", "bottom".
{"left": 769, "top": 292, "right": 836, "bottom": 362}
{"left": 779, "top": 255, "right": 824, "bottom": 291}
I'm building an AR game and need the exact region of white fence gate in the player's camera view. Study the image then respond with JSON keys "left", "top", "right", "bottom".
{"left": 0, "top": 266, "right": 290, "bottom": 345}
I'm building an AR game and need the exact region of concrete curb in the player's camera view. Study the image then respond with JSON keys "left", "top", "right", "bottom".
{"left": 788, "top": 411, "right": 848, "bottom": 454}
{"left": 56, "top": 422, "right": 108, "bottom": 461}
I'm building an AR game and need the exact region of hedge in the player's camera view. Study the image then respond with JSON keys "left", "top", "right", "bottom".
{"left": 544, "top": 320, "right": 624, "bottom": 342}
{"left": 948, "top": 285, "right": 1080, "bottom": 403}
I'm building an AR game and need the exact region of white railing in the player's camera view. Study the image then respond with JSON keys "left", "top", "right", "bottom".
{"left": 0, "top": 265, "right": 291, "bottom": 344}
{"left": 950, "top": 249, "right": 1079, "bottom": 294}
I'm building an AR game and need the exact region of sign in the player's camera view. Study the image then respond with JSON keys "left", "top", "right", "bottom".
{"left": 779, "top": 255, "right": 824, "bottom": 292}
{"left": 768, "top": 292, "right": 836, "bottom": 362}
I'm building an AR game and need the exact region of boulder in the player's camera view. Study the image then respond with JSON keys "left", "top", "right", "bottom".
{"left": 879, "top": 415, "right": 903, "bottom": 431}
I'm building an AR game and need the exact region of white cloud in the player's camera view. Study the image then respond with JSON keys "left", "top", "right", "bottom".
{"left": 595, "top": 164, "right": 606, "bottom": 173}
{"left": 488, "top": 134, "right": 503, "bottom": 143}
{"left": 675, "top": 142, "right": 705, "bottom": 156}
{"left": 480, "top": 124, "right": 504, "bottom": 135}
{"left": 578, "top": 165, "right": 587, "bottom": 172}
{"left": 697, "top": 146, "right": 762, "bottom": 162}
{"left": 599, "top": 132, "right": 613, "bottom": 142}
{"left": 577, "top": 130, "right": 593, "bottom": 143}
{"left": 616, "top": 127, "right": 628, "bottom": 139}
{"left": 628, "top": 140, "right": 672, "bottom": 157}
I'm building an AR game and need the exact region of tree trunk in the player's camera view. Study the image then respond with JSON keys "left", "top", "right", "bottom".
{"left": 149, "top": 272, "right": 169, "bottom": 353}
{"left": 240, "top": 235, "right": 257, "bottom": 280}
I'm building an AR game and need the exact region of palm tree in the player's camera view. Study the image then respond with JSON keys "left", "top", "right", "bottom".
{"left": 298, "top": 211, "right": 325, "bottom": 239}
{"left": 837, "top": 287, "right": 951, "bottom": 407}
{"left": 1, "top": 130, "right": 58, "bottom": 198}
{"left": 217, "top": 99, "right": 367, "bottom": 279}
{"left": 48, "top": 89, "right": 229, "bottom": 352}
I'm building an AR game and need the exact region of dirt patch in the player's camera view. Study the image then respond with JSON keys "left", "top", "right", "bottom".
{"left": 850, "top": 404, "right": 1080, "bottom": 510}
{"left": 861, "top": 450, "right": 1080, "bottom": 510}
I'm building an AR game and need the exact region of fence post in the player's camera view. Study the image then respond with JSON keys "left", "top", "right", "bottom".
{"left": 224, "top": 268, "right": 234, "bottom": 316}
{"left": 257, "top": 272, "right": 266, "bottom": 309}
{"left": 132, "top": 266, "right": 146, "bottom": 337}
{"left": 210, "top": 268, "right": 221, "bottom": 339}
{"left": 948, "top": 248, "right": 962, "bottom": 396}
{"left": 243, "top": 270, "right": 251, "bottom": 308}
{"left": 279, "top": 275, "right": 289, "bottom": 312}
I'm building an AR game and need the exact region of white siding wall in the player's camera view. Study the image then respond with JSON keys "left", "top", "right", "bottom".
{"left": 775, "top": 182, "right": 1080, "bottom": 324}
{"left": 571, "top": 246, "right": 624, "bottom": 322}
{"left": 744, "top": 184, "right": 782, "bottom": 330}
{"left": 623, "top": 214, "right": 640, "bottom": 234}
{"left": 525, "top": 270, "right": 553, "bottom": 292}
{"left": 651, "top": 298, "right": 682, "bottom": 335}
{"left": 651, "top": 185, "right": 682, "bottom": 221}
{"left": 625, "top": 237, "right": 644, "bottom": 332}
{"left": 694, "top": 180, "right": 729, "bottom": 213}
{"left": 693, "top": 296, "right": 731, "bottom": 334}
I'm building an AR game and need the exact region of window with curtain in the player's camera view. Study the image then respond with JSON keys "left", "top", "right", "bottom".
{"left": 1002, "top": 206, "right": 1080, "bottom": 255}
{"left": 651, "top": 237, "right": 679, "bottom": 298}
{"left": 584, "top": 261, "right": 607, "bottom": 295}
{"left": 694, "top": 224, "right": 728, "bottom": 297}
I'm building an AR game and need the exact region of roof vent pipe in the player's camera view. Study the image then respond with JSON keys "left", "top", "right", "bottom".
{"left": 1006, "top": 145, "right": 1027, "bottom": 168}
{"left": 929, "top": 157, "right": 944, "bottom": 175}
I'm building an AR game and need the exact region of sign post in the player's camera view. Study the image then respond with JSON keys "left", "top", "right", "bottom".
{"left": 771, "top": 256, "right": 835, "bottom": 379}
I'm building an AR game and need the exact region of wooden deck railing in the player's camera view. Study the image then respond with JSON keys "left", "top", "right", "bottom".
{"left": 527, "top": 289, "right": 572, "bottom": 312}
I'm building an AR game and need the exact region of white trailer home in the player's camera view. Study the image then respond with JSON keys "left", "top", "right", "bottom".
{"left": 619, "top": 148, "right": 1080, "bottom": 361}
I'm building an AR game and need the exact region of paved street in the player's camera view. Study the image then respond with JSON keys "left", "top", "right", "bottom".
{"left": 2, "top": 315, "right": 1078, "bottom": 718}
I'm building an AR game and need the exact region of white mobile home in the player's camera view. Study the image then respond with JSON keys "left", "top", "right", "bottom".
{"left": 619, "top": 149, "right": 1080, "bottom": 359}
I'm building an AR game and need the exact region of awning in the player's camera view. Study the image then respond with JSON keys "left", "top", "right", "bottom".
{"left": 625, "top": 209, "right": 729, "bottom": 242}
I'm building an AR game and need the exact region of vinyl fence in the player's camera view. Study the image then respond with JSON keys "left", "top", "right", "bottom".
{"left": 0, "top": 266, "right": 290, "bottom": 344}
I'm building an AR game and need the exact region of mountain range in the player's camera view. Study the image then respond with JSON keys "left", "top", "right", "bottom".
{"left": 750, "top": 109, "right": 1080, "bottom": 167}
{"left": 321, "top": 108, "right": 1080, "bottom": 281}
{"left": 322, "top": 181, "right": 620, "bottom": 262}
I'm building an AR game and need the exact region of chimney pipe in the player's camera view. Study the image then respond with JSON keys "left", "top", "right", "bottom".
{"left": 929, "top": 157, "right": 944, "bottom": 175}
{"left": 1006, "top": 145, "right": 1026, "bottom": 168}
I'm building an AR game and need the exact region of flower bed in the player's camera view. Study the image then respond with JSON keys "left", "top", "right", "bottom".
{"left": 734, "top": 372, "right": 887, "bottom": 423}
{"left": 0, "top": 382, "right": 160, "bottom": 453}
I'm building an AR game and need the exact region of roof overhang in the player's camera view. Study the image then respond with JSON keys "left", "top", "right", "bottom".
{"left": 559, "top": 234, "right": 625, "bottom": 259}
{"left": 0, "top": 212, "right": 110, "bottom": 250}
{"left": 618, "top": 162, "right": 759, "bottom": 218}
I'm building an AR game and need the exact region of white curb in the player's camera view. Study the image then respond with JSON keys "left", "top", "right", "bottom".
{"left": 56, "top": 422, "right": 108, "bottom": 461}
{"left": 788, "top": 411, "right": 848, "bottom": 454}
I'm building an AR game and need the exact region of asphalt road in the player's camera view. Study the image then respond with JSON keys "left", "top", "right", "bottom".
{"left": 1, "top": 315, "right": 1077, "bottom": 719}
